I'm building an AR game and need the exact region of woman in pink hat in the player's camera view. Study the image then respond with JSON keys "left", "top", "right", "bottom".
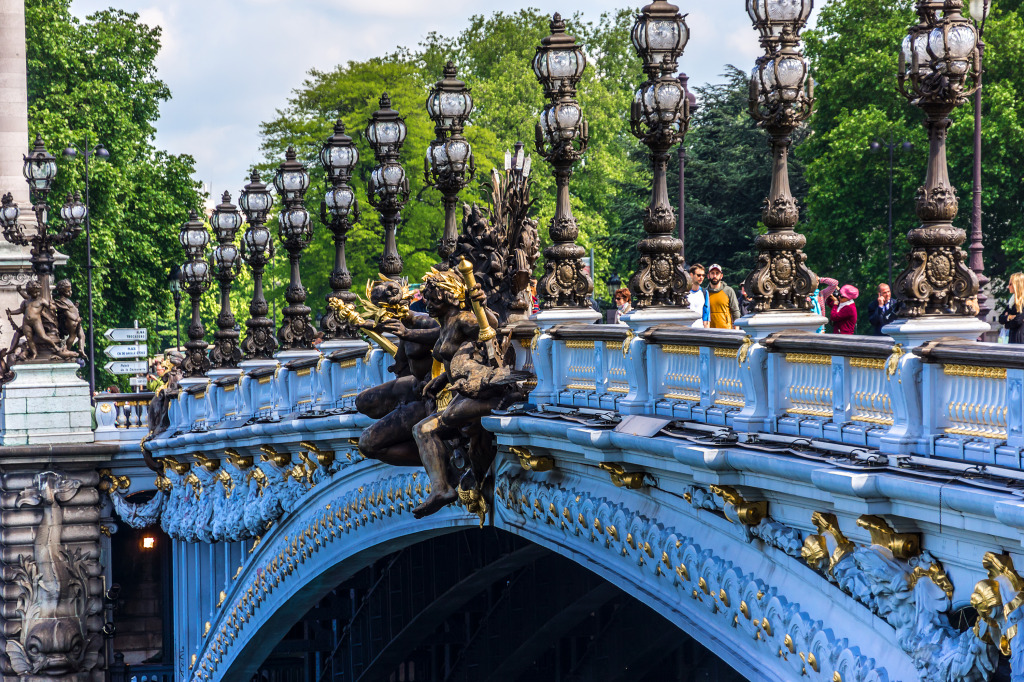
{"left": 828, "top": 284, "right": 859, "bottom": 334}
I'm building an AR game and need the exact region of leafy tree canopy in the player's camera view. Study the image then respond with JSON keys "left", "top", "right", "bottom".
{"left": 26, "top": 0, "right": 204, "bottom": 388}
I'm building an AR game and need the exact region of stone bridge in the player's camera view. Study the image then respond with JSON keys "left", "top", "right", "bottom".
{"left": 97, "top": 321, "right": 1024, "bottom": 682}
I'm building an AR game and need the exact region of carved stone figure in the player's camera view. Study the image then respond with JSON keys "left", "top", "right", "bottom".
{"left": 6, "top": 280, "right": 59, "bottom": 362}
{"left": 5, "top": 472, "right": 102, "bottom": 677}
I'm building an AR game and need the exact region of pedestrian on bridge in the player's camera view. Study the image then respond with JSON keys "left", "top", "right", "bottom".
{"left": 706, "top": 264, "right": 740, "bottom": 330}
{"left": 999, "top": 272, "right": 1024, "bottom": 345}
{"left": 828, "top": 284, "right": 859, "bottom": 335}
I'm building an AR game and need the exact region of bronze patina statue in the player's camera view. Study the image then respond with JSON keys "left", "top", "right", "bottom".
{"left": 350, "top": 153, "right": 539, "bottom": 520}
{"left": 345, "top": 276, "right": 440, "bottom": 466}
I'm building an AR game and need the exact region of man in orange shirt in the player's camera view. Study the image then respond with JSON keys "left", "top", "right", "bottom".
{"left": 706, "top": 264, "right": 741, "bottom": 329}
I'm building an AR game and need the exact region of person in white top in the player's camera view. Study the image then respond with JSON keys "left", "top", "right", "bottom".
{"left": 686, "top": 263, "right": 710, "bottom": 328}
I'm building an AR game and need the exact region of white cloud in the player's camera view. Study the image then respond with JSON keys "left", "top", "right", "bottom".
{"left": 67, "top": 0, "right": 817, "bottom": 201}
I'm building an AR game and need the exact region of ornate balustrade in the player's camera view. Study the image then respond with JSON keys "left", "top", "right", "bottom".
{"left": 94, "top": 392, "right": 154, "bottom": 442}
{"left": 641, "top": 326, "right": 748, "bottom": 424}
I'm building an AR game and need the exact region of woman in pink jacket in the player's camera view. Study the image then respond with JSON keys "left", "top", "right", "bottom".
{"left": 828, "top": 284, "right": 859, "bottom": 334}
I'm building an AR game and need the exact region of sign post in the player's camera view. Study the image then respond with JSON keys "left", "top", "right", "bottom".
{"left": 102, "top": 322, "right": 149, "bottom": 392}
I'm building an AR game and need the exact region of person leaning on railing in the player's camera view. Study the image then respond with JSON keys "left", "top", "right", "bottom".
{"left": 999, "top": 272, "right": 1024, "bottom": 344}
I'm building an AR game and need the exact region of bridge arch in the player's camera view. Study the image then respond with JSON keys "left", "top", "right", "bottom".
{"left": 193, "top": 458, "right": 916, "bottom": 682}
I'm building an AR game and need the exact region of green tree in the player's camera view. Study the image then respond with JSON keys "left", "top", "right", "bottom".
{"left": 25, "top": 0, "right": 204, "bottom": 388}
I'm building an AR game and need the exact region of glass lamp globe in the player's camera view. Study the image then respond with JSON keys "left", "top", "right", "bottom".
{"left": 244, "top": 225, "right": 271, "bottom": 255}
{"left": 183, "top": 260, "right": 210, "bottom": 284}
{"left": 747, "top": 0, "right": 813, "bottom": 37}
{"left": 325, "top": 186, "right": 355, "bottom": 218}
{"left": 179, "top": 211, "right": 209, "bottom": 259}
{"left": 0, "top": 195, "right": 20, "bottom": 229}
{"left": 23, "top": 135, "right": 58, "bottom": 194}
{"left": 210, "top": 191, "right": 243, "bottom": 242}
{"left": 320, "top": 120, "right": 359, "bottom": 183}
{"left": 366, "top": 93, "right": 408, "bottom": 156}
{"left": 631, "top": 1, "right": 689, "bottom": 77}
{"left": 533, "top": 13, "right": 587, "bottom": 97}
{"left": 239, "top": 170, "right": 273, "bottom": 224}
{"left": 443, "top": 137, "right": 472, "bottom": 172}
{"left": 213, "top": 243, "right": 240, "bottom": 270}
{"left": 274, "top": 147, "right": 310, "bottom": 203}
{"left": 279, "top": 206, "right": 311, "bottom": 240}
{"left": 928, "top": 22, "right": 977, "bottom": 76}
{"left": 427, "top": 62, "right": 474, "bottom": 133}
{"left": 60, "top": 193, "right": 87, "bottom": 227}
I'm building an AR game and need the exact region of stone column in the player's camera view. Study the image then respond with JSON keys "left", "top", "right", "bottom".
{"left": 0, "top": 0, "right": 35, "bottom": 352}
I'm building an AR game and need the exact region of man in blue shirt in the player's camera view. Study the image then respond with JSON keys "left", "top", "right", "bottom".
{"left": 687, "top": 263, "right": 710, "bottom": 328}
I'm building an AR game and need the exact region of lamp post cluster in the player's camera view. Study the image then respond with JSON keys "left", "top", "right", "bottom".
{"left": 743, "top": 0, "right": 819, "bottom": 314}
{"left": 533, "top": 13, "right": 592, "bottom": 309}
{"left": 895, "top": 0, "right": 980, "bottom": 316}
{"left": 424, "top": 62, "right": 476, "bottom": 262}
{"left": 165, "top": 0, "right": 998, "bottom": 383}
{"left": 0, "top": 136, "right": 88, "bottom": 364}
{"left": 627, "top": 0, "right": 692, "bottom": 308}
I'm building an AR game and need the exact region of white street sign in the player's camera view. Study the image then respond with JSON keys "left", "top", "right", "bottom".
{"left": 104, "top": 360, "right": 148, "bottom": 375}
{"left": 104, "top": 344, "right": 148, "bottom": 359}
{"left": 129, "top": 376, "right": 148, "bottom": 387}
{"left": 104, "top": 328, "right": 148, "bottom": 342}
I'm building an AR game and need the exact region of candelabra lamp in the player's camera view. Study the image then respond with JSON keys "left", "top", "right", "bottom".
{"left": 366, "top": 94, "right": 410, "bottom": 277}
{"left": 209, "top": 191, "right": 243, "bottom": 369}
{"left": 425, "top": 61, "right": 476, "bottom": 261}
{"left": 0, "top": 135, "right": 89, "bottom": 365}
{"left": 895, "top": 0, "right": 980, "bottom": 316}
{"left": 319, "top": 120, "right": 361, "bottom": 339}
{"left": 239, "top": 169, "right": 278, "bottom": 360}
{"left": 533, "top": 13, "right": 593, "bottom": 308}
{"left": 628, "top": 1, "right": 692, "bottom": 308}
{"left": 744, "top": 0, "right": 819, "bottom": 313}
{"left": 274, "top": 147, "right": 315, "bottom": 351}
{"left": 179, "top": 210, "right": 211, "bottom": 378}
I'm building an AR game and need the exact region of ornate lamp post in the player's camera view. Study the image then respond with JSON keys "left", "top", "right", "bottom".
{"left": 894, "top": 0, "right": 979, "bottom": 318}
{"left": 0, "top": 136, "right": 87, "bottom": 365}
{"left": 178, "top": 210, "right": 211, "bottom": 379}
{"left": 533, "top": 13, "right": 593, "bottom": 309}
{"left": 209, "top": 191, "right": 243, "bottom": 370}
{"left": 319, "top": 121, "right": 361, "bottom": 340}
{"left": 968, "top": 0, "right": 991, "bottom": 321}
{"left": 62, "top": 136, "right": 109, "bottom": 394}
{"left": 274, "top": 147, "right": 315, "bottom": 351}
{"left": 366, "top": 94, "right": 410, "bottom": 277}
{"left": 425, "top": 62, "right": 476, "bottom": 261}
{"left": 239, "top": 169, "right": 277, "bottom": 360}
{"left": 628, "top": 1, "right": 692, "bottom": 308}
{"left": 744, "top": 0, "right": 819, "bottom": 314}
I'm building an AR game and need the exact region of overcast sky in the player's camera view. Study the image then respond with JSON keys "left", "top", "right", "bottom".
{"left": 69, "top": 1, "right": 811, "bottom": 204}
